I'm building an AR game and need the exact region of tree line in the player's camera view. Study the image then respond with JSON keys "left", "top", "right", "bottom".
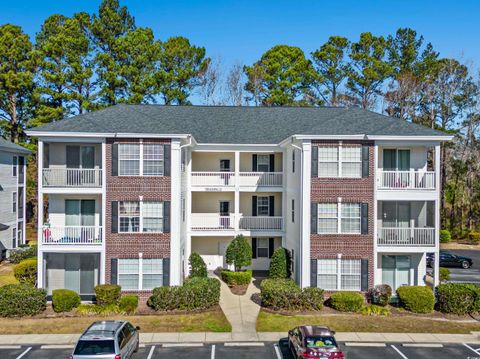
{"left": 0, "top": 0, "right": 478, "bottom": 236}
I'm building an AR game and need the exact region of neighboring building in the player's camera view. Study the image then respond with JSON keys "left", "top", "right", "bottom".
{"left": 26, "top": 105, "right": 451, "bottom": 300}
{"left": 0, "top": 138, "right": 31, "bottom": 259}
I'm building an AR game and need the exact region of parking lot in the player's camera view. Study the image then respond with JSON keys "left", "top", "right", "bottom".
{"left": 2, "top": 340, "right": 480, "bottom": 359}
{"left": 448, "top": 250, "right": 480, "bottom": 284}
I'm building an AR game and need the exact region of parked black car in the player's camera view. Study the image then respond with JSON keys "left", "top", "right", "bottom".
{"left": 288, "top": 326, "right": 344, "bottom": 359}
{"left": 427, "top": 251, "right": 473, "bottom": 269}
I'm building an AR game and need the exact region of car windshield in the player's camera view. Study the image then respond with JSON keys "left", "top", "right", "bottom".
{"left": 74, "top": 340, "right": 115, "bottom": 355}
{"left": 305, "top": 336, "right": 336, "bottom": 348}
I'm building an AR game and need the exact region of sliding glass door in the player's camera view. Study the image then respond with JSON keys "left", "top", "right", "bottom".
{"left": 382, "top": 255, "right": 411, "bottom": 291}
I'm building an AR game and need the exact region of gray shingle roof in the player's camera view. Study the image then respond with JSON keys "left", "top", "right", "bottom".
{"left": 0, "top": 137, "right": 31, "bottom": 154}
{"left": 27, "top": 104, "right": 448, "bottom": 144}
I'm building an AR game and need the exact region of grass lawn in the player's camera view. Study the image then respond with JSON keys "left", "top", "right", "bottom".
{"left": 256, "top": 310, "right": 480, "bottom": 334}
{"left": 0, "top": 263, "right": 18, "bottom": 286}
{"left": 0, "top": 307, "right": 231, "bottom": 334}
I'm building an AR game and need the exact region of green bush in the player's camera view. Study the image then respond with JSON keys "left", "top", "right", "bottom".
{"left": 368, "top": 284, "right": 392, "bottom": 306}
{"left": 8, "top": 245, "right": 37, "bottom": 264}
{"left": 76, "top": 304, "right": 122, "bottom": 316}
{"left": 52, "top": 289, "right": 81, "bottom": 313}
{"left": 440, "top": 267, "right": 451, "bottom": 282}
{"left": 189, "top": 252, "right": 207, "bottom": 278}
{"left": 148, "top": 277, "right": 220, "bottom": 311}
{"left": 435, "top": 283, "right": 480, "bottom": 315}
{"left": 396, "top": 286, "right": 435, "bottom": 313}
{"left": 268, "top": 247, "right": 292, "bottom": 279}
{"left": 0, "top": 284, "right": 46, "bottom": 317}
{"left": 225, "top": 235, "right": 252, "bottom": 271}
{"left": 119, "top": 295, "right": 139, "bottom": 314}
{"left": 260, "top": 279, "right": 324, "bottom": 311}
{"left": 221, "top": 269, "right": 252, "bottom": 286}
{"left": 95, "top": 284, "right": 121, "bottom": 305}
{"left": 468, "top": 232, "right": 480, "bottom": 244}
{"left": 361, "top": 304, "right": 391, "bottom": 316}
{"left": 440, "top": 229, "right": 451, "bottom": 243}
{"left": 329, "top": 291, "right": 365, "bottom": 312}
{"left": 13, "top": 258, "right": 37, "bottom": 286}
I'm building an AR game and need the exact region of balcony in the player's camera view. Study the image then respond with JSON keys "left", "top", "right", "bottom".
{"left": 377, "top": 170, "right": 435, "bottom": 190}
{"left": 190, "top": 171, "right": 283, "bottom": 188}
{"left": 191, "top": 214, "right": 235, "bottom": 231}
{"left": 238, "top": 172, "right": 283, "bottom": 187}
{"left": 239, "top": 216, "right": 283, "bottom": 231}
{"left": 43, "top": 168, "right": 102, "bottom": 188}
{"left": 42, "top": 226, "right": 103, "bottom": 245}
{"left": 191, "top": 172, "right": 235, "bottom": 187}
{"left": 377, "top": 227, "right": 435, "bottom": 247}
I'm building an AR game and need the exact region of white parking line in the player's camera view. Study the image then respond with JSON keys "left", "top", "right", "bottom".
{"left": 224, "top": 342, "right": 265, "bottom": 347}
{"left": 40, "top": 345, "right": 74, "bottom": 349}
{"left": 0, "top": 346, "right": 21, "bottom": 349}
{"left": 162, "top": 343, "right": 204, "bottom": 347}
{"left": 211, "top": 344, "right": 215, "bottom": 359}
{"left": 147, "top": 345, "right": 155, "bottom": 359}
{"left": 464, "top": 343, "right": 480, "bottom": 355}
{"left": 402, "top": 343, "right": 443, "bottom": 348}
{"left": 391, "top": 345, "right": 409, "bottom": 359}
{"left": 15, "top": 347, "right": 32, "bottom": 359}
{"left": 274, "top": 343, "right": 282, "bottom": 359}
{"left": 345, "top": 342, "right": 386, "bottom": 347}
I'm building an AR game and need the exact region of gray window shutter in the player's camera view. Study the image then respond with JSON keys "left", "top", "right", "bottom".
{"left": 311, "top": 259, "right": 318, "bottom": 288}
{"left": 268, "top": 238, "right": 274, "bottom": 258}
{"left": 311, "top": 203, "right": 318, "bottom": 234}
{"left": 269, "top": 196, "right": 275, "bottom": 216}
{"left": 163, "top": 201, "right": 171, "bottom": 233}
{"left": 112, "top": 144, "right": 118, "bottom": 176}
{"left": 164, "top": 144, "right": 171, "bottom": 176}
{"left": 162, "top": 258, "right": 170, "bottom": 286}
{"left": 252, "top": 238, "right": 257, "bottom": 259}
{"left": 311, "top": 146, "right": 318, "bottom": 177}
{"left": 252, "top": 196, "right": 257, "bottom": 216}
{"left": 111, "top": 201, "right": 118, "bottom": 234}
{"left": 252, "top": 154, "right": 257, "bottom": 171}
{"left": 269, "top": 154, "right": 275, "bottom": 172}
{"left": 361, "top": 259, "right": 369, "bottom": 291}
{"left": 111, "top": 258, "right": 118, "bottom": 285}
{"left": 362, "top": 145, "right": 369, "bottom": 177}
{"left": 361, "top": 203, "right": 368, "bottom": 235}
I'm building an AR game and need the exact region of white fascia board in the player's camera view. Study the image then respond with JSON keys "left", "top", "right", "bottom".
{"left": 288, "top": 134, "right": 453, "bottom": 143}
{"left": 27, "top": 131, "right": 190, "bottom": 140}
{"left": 293, "top": 134, "right": 367, "bottom": 141}
{"left": 193, "top": 143, "right": 280, "bottom": 152}
{"left": 367, "top": 135, "right": 453, "bottom": 141}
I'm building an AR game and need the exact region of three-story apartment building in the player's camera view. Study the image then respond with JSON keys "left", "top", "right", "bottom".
{"left": 27, "top": 105, "right": 451, "bottom": 299}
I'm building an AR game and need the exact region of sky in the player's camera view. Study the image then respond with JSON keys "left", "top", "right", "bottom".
{"left": 1, "top": 0, "right": 479, "bottom": 101}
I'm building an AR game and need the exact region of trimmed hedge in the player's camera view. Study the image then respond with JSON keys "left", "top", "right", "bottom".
{"left": 329, "top": 291, "right": 364, "bottom": 312}
{"left": 260, "top": 279, "right": 324, "bottom": 311}
{"left": 268, "top": 247, "right": 292, "bottom": 279}
{"left": 9, "top": 245, "right": 37, "bottom": 264}
{"left": 396, "top": 286, "right": 435, "bottom": 313}
{"left": 0, "top": 284, "right": 46, "bottom": 317}
{"left": 119, "top": 295, "right": 139, "bottom": 314}
{"left": 76, "top": 304, "right": 122, "bottom": 315}
{"left": 148, "top": 277, "right": 220, "bottom": 311}
{"left": 14, "top": 258, "right": 37, "bottom": 286}
{"left": 221, "top": 270, "right": 252, "bottom": 286}
{"left": 52, "top": 289, "right": 81, "bottom": 313}
{"left": 360, "top": 304, "right": 391, "bottom": 316}
{"left": 436, "top": 283, "right": 480, "bottom": 315}
{"left": 189, "top": 252, "right": 208, "bottom": 278}
{"left": 368, "top": 284, "right": 392, "bottom": 306}
{"left": 95, "top": 284, "right": 121, "bottom": 305}
{"left": 440, "top": 229, "right": 451, "bottom": 243}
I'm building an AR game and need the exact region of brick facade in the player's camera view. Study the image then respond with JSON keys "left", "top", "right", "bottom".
{"left": 105, "top": 138, "right": 171, "bottom": 287}
{"left": 310, "top": 140, "right": 375, "bottom": 288}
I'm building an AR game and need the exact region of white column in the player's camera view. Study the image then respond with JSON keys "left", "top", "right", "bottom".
{"left": 300, "top": 141, "right": 311, "bottom": 288}
{"left": 336, "top": 253, "right": 342, "bottom": 290}
{"left": 434, "top": 144, "right": 441, "bottom": 287}
{"left": 37, "top": 140, "right": 44, "bottom": 288}
{"left": 101, "top": 140, "right": 107, "bottom": 284}
{"left": 234, "top": 151, "right": 240, "bottom": 231}
{"left": 185, "top": 149, "right": 192, "bottom": 277}
{"left": 170, "top": 139, "right": 182, "bottom": 285}
{"left": 373, "top": 143, "right": 379, "bottom": 285}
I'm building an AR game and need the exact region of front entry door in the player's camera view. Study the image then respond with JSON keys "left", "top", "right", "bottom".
{"left": 382, "top": 255, "right": 411, "bottom": 291}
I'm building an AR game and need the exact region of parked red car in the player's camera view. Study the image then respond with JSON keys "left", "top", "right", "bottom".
{"left": 288, "top": 326, "right": 345, "bottom": 358}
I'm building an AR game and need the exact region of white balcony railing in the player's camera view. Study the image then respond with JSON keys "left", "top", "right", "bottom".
{"left": 377, "top": 227, "right": 435, "bottom": 246}
{"left": 42, "top": 226, "right": 103, "bottom": 245}
{"left": 43, "top": 168, "right": 102, "bottom": 188}
{"left": 377, "top": 170, "right": 435, "bottom": 190}
{"left": 191, "top": 172, "right": 235, "bottom": 187}
{"left": 238, "top": 172, "right": 283, "bottom": 187}
{"left": 239, "top": 216, "right": 283, "bottom": 231}
{"left": 190, "top": 214, "right": 235, "bottom": 230}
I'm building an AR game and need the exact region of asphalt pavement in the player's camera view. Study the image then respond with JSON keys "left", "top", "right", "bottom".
{"left": 445, "top": 249, "right": 480, "bottom": 284}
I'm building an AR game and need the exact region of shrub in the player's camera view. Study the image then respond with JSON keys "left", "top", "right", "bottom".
{"left": 260, "top": 279, "right": 324, "bottom": 311}
{"left": 13, "top": 258, "right": 37, "bottom": 285}
{"left": 148, "top": 277, "right": 220, "bottom": 311}
{"left": 9, "top": 245, "right": 37, "bottom": 264}
{"left": 440, "top": 229, "right": 451, "bottom": 243}
{"left": 440, "top": 267, "right": 451, "bottom": 282}
{"left": 368, "top": 284, "right": 392, "bottom": 306}
{"left": 52, "top": 289, "right": 81, "bottom": 313}
{"left": 435, "top": 283, "right": 480, "bottom": 315}
{"left": 361, "top": 304, "right": 391, "bottom": 316}
{"left": 119, "top": 295, "right": 139, "bottom": 314}
{"left": 221, "top": 269, "right": 252, "bottom": 286}
{"left": 76, "top": 304, "right": 122, "bottom": 316}
{"left": 268, "top": 247, "right": 292, "bottom": 279}
{"left": 0, "top": 284, "right": 46, "bottom": 317}
{"left": 95, "top": 284, "right": 121, "bottom": 305}
{"left": 225, "top": 235, "right": 252, "bottom": 271}
{"left": 396, "top": 286, "right": 435, "bottom": 313}
{"left": 468, "top": 232, "right": 480, "bottom": 244}
{"left": 329, "top": 291, "right": 364, "bottom": 312}
{"left": 189, "top": 252, "right": 207, "bottom": 278}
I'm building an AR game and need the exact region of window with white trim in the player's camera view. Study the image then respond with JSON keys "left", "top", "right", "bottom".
{"left": 318, "top": 145, "right": 361, "bottom": 178}
{"left": 257, "top": 238, "right": 269, "bottom": 258}
{"left": 118, "top": 259, "right": 140, "bottom": 290}
{"left": 318, "top": 203, "right": 337, "bottom": 233}
{"left": 257, "top": 196, "right": 270, "bottom": 216}
{"left": 317, "top": 259, "right": 361, "bottom": 291}
{"left": 118, "top": 258, "right": 163, "bottom": 290}
{"left": 143, "top": 144, "right": 164, "bottom": 176}
{"left": 119, "top": 201, "right": 164, "bottom": 233}
{"left": 318, "top": 203, "right": 362, "bottom": 234}
{"left": 12, "top": 156, "right": 17, "bottom": 177}
{"left": 119, "top": 201, "right": 140, "bottom": 233}
{"left": 12, "top": 227, "right": 16, "bottom": 248}
{"left": 142, "top": 202, "right": 163, "bottom": 232}
{"left": 341, "top": 203, "right": 361, "bottom": 234}
{"left": 341, "top": 147, "right": 362, "bottom": 178}
{"left": 317, "top": 259, "right": 338, "bottom": 290}
{"left": 257, "top": 155, "right": 270, "bottom": 172}
{"left": 119, "top": 144, "right": 140, "bottom": 175}
{"left": 318, "top": 147, "right": 338, "bottom": 177}
{"left": 142, "top": 259, "right": 163, "bottom": 289}
{"left": 12, "top": 192, "right": 17, "bottom": 213}
{"left": 341, "top": 259, "right": 361, "bottom": 290}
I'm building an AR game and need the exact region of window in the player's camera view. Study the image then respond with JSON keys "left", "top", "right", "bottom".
{"left": 318, "top": 145, "right": 362, "bottom": 178}
{"left": 12, "top": 228, "right": 16, "bottom": 249}
{"left": 317, "top": 259, "right": 361, "bottom": 291}
{"left": 257, "top": 155, "right": 270, "bottom": 172}
{"left": 12, "top": 156, "right": 17, "bottom": 177}
{"left": 119, "top": 144, "right": 140, "bottom": 175}
{"left": 119, "top": 201, "right": 140, "bottom": 233}
{"left": 341, "top": 203, "right": 361, "bottom": 234}
{"left": 318, "top": 147, "right": 338, "bottom": 177}
{"left": 142, "top": 259, "right": 163, "bottom": 289}
{"left": 118, "top": 259, "right": 140, "bottom": 290}
{"left": 257, "top": 196, "right": 270, "bottom": 216}
{"left": 143, "top": 144, "right": 164, "bottom": 176}
{"left": 12, "top": 192, "right": 17, "bottom": 213}
{"left": 341, "top": 147, "right": 362, "bottom": 178}
{"left": 143, "top": 202, "right": 163, "bottom": 232}
{"left": 317, "top": 259, "right": 337, "bottom": 290}
{"left": 292, "top": 150, "right": 295, "bottom": 173}
{"left": 318, "top": 203, "right": 337, "bottom": 233}
{"left": 341, "top": 260, "right": 361, "bottom": 290}
{"left": 291, "top": 199, "right": 295, "bottom": 223}
{"left": 118, "top": 258, "right": 163, "bottom": 290}
{"left": 256, "top": 238, "right": 269, "bottom": 258}
{"left": 220, "top": 159, "right": 231, "bottom": 172}
{"left": 17, "top": 227, "right": 22, "bottom": 247}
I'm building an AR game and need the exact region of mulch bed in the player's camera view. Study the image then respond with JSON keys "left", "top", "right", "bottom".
{"left": 228, "top": 284, "right": 249, "bottom": 296}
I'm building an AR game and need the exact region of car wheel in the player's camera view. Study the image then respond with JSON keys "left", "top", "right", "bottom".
{"left": 462, "top": 261, "right": 470, "bottom": 269}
